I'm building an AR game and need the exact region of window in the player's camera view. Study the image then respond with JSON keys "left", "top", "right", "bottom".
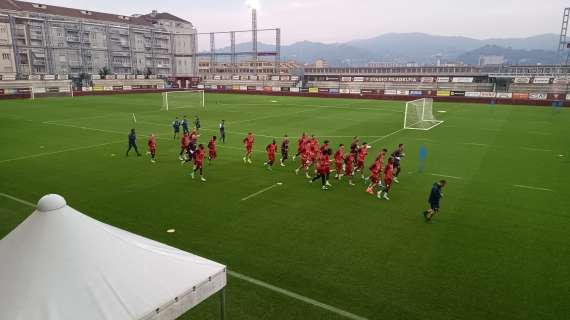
{"left": 32, "top": 3, "right": 47, "bottom": 9}
{"left": 2, "top": 53, "right": 9, "bottom": 60}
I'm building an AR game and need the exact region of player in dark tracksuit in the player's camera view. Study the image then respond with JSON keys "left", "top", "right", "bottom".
{"left": 194, "top": 116, "right": 201, "bottom": 133}
{"left": 280, "top": 135, "right": 289, "bottom": 167}
{"left": 172, "top": 117, "right": 181, "bottom": 140}
{"left": 424, "top": 180, "right": 447, "bottom": 222}
{"left": 219, "top": 120, "right": 226, "bottom": 143}
{"left": 182, "top": 116, "right": 190, "bottom": 134}
{"left": 391, "top": 144, "right": 405, "bottom": 183}
{"left": 126, "top": 128, "right": 141, "bottom": 156}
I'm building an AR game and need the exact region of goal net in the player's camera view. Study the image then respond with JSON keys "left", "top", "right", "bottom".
{"left": 30, "top": 85, "right": 74, "bottom": 99}
{"left": 162, "top": 90, "right": 205, "bottom": 111}
{"left": 404, "top": 98, "right": 443, "bottom": 130}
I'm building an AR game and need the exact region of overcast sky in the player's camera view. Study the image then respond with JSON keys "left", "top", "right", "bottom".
{"left": 39, "top": 0, "right": 567, "bottom": 44}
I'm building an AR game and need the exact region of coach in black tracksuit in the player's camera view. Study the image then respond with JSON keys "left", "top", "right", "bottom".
{"left": 126, "top": 128, "right": 141, "bottom": 156}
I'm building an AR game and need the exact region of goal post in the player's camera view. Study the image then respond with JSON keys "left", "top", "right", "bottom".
{"left": 404, "top": 98, "right": 444, "bottom": 130}
{"left": 162, "top": 90, "right": 205, "bottom": 111}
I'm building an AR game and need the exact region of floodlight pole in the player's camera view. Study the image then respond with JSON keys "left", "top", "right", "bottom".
{"left": 219, "top": 287, "right": 226, "bottom": 320}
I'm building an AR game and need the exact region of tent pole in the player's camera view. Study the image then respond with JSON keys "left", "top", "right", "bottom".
{"left": 219, "top": 288, "right": 226, "bottom": 320}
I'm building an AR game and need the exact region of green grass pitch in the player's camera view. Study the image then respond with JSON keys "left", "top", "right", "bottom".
{"left": 1, "top": 93, "right": 569, "bottom": 320}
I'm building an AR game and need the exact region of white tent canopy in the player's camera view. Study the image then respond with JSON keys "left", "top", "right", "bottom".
{"left": 0, "top": 194, "right": 226, "bottom": 320}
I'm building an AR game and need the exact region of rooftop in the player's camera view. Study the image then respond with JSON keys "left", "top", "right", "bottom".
{"left": 0, "top": 0, "right": 190, "bottom": 27}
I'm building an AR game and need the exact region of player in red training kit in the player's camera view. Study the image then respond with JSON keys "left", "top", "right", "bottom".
{"left": 356, "top": 142, "right": 369, "bottom": 179}
{"left": 311, "top": 148, "right": 333, "bottom": 190}
{"left": 179, "top": 132, "right": 190, "bottom": 161}
{"left": 308, "top": 136, "right": 319, "bottom": 169}
{"left": 293, "top": 132, "right": 307, "bottom": 160}
{"left": 191, "top": 144, "right": 207, "bottom": 182}
{"left": 295, "top": 144, "right": 311, "bottom": 179}
{"left": 344, "top": 152, "right": 356, "bottom": 186}
{"left": 147, "top": 134, "right": 157, "bottom": 163}
{"left": 320, "top": 140, "right": 329, "bottom": 154}
{"left": 334, "top": 144, "right": 345, "bottom": 179}
{"left": 207, "top": 136, "right": 217, "bottom": 164}
{"left": 264, "top": 139, "right": 277, "bottom": 171}
{"left": 242, "top": 132, "right": 254, "bottom": 164}
{"left": 378, "top": 157, "right": 395, "bottom": 200}
{"left": 365, "top": 149, "right": 387, "bottom": 189}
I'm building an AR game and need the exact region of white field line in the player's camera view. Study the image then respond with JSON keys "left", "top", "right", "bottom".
{"left": 463, "top": 142, "right": 489, "bottom": 147}
{"left": 229, "top": 108, "right": 318, "bottom": 125}
{"left": 0, "top": 193, "right": 367, "bottom": 320}
{"left": 368, "top": 128, "right": 407, "bottom": 145}
{"left": 0, "top": 192, "right": 36, "bottom": 207}
{"left": 431, "top": 173, "right": 464, "bottom": 180}
{"left": 0, "top": 140, "right": 125, "bottom": 164}
{"left": 521, "top": 147, "right": 553, "bottom": 152}
{"left": 513, "top": 185, "right": 554, "bottom": 192}
{"left": 44, "top": 108, "right": 165, "bottom": 124}
{"left": 241, "top": 183, "right": 281, "bottom": 201}
{"left": 228, "top": 270, "right": 368, "bottom": 320}
{"left": 42, "top": 121, "right": 126, "bottom": 135}
{"left": 313, "top": 105, "right": 403, "bottom": 114}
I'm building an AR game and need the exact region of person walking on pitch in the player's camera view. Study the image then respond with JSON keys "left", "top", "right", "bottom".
{"left": 147, "top": 134, "right": 157, "bottom": 163}
{"left": 280, "top": 135, "right": 289, "bottom": 167}
{"left": 182, "top": 116, "right": 190, "bottom": 134}
{"left": 265, "top": 139, "right": 277, "bottom": 170}
{"left": 126, "top": 128, "right": 141, "bottom": 157}
{"left": 208, "top": 136, "right": 217, "bottom": 164}
{"left": 243, "top": 131, "right": 254, "bottom": 164}
{"left": 172, "top": 117, "right": 181, "bottom": 140}
{"left": 219, "top": 120, "right": 226, "bottom": 143}
{"left": 424, "top": 180, "right": 447, "bottom": 222}
{"left": 194, "top": 116, "right": 201, "bottom": 133}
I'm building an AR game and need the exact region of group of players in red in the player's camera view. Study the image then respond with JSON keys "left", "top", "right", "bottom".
{"left": 243, "top": 131, "right": 405, "bottom": 199}
{"left": 176, "top": 127, "right": 218, "bottom": 182}
{"left": 146, "top": 125, "right": 405, "bottom": 200}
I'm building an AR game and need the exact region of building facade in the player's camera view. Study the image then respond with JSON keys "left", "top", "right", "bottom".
{"left": 0, "top": 1, "right": 197, "bottom": 78}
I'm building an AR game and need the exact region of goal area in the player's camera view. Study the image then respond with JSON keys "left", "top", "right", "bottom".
{"left": 162, "top": 90, "right": 205, "bottom": 111}
{"left": 404, "top": 98, "right": 443, "bottom": 130}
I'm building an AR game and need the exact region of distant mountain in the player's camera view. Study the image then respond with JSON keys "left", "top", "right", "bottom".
{"left": 201, "top": 33, "right": 560, "bottom": 66}
{"left": 457, "top": 45, "right": 558, "bottom": 65}
{"left": 281, "top": 41, "right": 374, "bottom": 66}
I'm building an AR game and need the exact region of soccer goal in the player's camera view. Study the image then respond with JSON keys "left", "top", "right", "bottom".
{"left": 29, "top": 85, "right": 74, "bottom": 99}
{"left": 161, "top": 90, "right": 205, "bottom": 111}
{"left": 403, "top": 98, "right": 444, "bottom": 130}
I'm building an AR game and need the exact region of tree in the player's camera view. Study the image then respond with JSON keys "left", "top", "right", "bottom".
{"left": 144, "top": 67, "right": 153, "bottom": 78}
{"left": 98, "top": 67, "right": 110, "bottom": 78}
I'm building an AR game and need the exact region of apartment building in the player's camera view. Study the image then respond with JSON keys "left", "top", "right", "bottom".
{"left": 0, "top": 1, "right": 197, "bottom": 78}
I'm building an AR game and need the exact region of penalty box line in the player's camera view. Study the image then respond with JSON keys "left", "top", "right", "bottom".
{"left": 0, "top": 192, "right": 369, "bottom": 320}
{"left": 0, "top": 140, "right": 125, "bottom": 164}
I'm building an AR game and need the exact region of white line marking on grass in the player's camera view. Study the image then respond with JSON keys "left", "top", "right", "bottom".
{"left": 241, "top": 183, "right": 282, "bottom": 201}
{"left": 228, "top": 270, "right": 368, "bottom": 320}
{"left": 0, "top": 140, "right": 124, "bottom": 164}
{"left": 463, "top": 142, "right": 488, "bottom": 147}
{"left": 431, "top": 173, "right": 464, "bottom": 180}
{"left": 368, "top": 128, "right": 407, "bottom": 145}
{"left": 522, "top": 147, "right": 553, "bottom": 152}
{"left": 42, "top": 121, "right": 126, "bottom": 135}
{"left": 513, "top": 185, "right": 554, "bottom": 192}
{"left": 313, "top": 105, "right": 403, "bottom": 114}
{"left": 229, "top": 109, "right": 317, "bottom": 125}
{"left": 0, "top": 192, "right": 35, "bottom": 207}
